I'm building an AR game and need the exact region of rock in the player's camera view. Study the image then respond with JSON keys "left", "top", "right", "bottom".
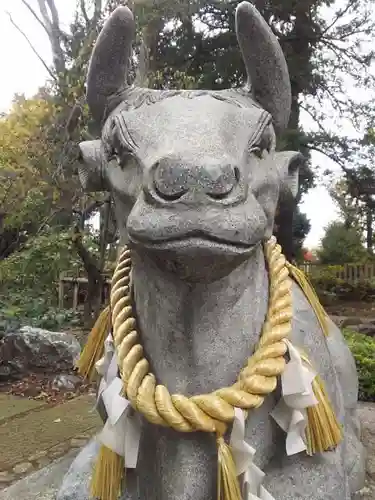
{"left": 48, "top": 443, "right": 71, "bottom": 460}
{"left": 356, "top": 324, "right": 375, "bottom": 337}
{"left": 57, "top": 439, "right": 99, "bottom": 500}
{"left": 341, "top": 317, "right": 364, "bottom": 328}
{"left": 0, "top": 450, "right": 79, "bottom": 500}
{"left": 70, "top": 438, "right": 89, "bottom": 448}
{"left": 319, "top": 290, "right": 339, "bottom": 307}
{"left": 0, "top": 327, "right": 81, "bottom": 382}
{"left": 330, "top": 316, "right": 350, "bottom": 328}
{"left": 28, "top": 451, "right": 47, "bottom": 462}
{"left": 36, "top": 457, "right": 52, "bottom": 468}
{"left": 52, "top": 374, "right": 81, "bottom": 391}
{"left": 329, "top": 317, "right": 375, "bottom": 337}
{"left": 13, "top": 462, "right": 33, "bottom": 474}
{"left": 0, "top": 470, "right": 15, "bottom": 484}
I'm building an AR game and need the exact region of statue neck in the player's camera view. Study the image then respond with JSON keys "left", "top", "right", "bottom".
{"left": 131, "top": 244, "right": 269, "bottom": 395}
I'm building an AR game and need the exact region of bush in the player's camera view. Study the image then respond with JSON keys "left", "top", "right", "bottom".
{"left": 0, "top": 230, "right": 91, "bottom": 331}
{"left": 0, "top": 295, "right": 82, "bottom": 333}
{"left": 343, "top": 329, "right": 375, "bottom": 402}
{"left": 309, "top": 265, "right": 375, "bottom": 303}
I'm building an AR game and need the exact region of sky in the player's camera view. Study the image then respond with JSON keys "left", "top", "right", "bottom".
{"left": 0, "top": 0, "right": 343, "bottom": 249}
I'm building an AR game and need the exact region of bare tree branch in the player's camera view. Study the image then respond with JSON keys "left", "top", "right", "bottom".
{"left": 80, "top": 0, "right": 90, "bottom": 26}
{"left": 303, "top": 143, "right": 354, "bottom": 178}
{"left": 6, "top": 11, "right": 56, "bottom": 81}
{"left": 71, "top": 28, "right": 98, "bottom": 72}
{"left": 321, "top": 0, "right": 357, "bottom": 36}
{"left": 20, "top": 0, "right": 49, "bottom": 36}
{"left": 36, "top": 207, "right": 65, "bottom": 235}
{"left": 46, "top": 0, "right": 60, "bottom": 27}
{"left": 94, "top": 0, "right": 103, "bottom": 22}
{"left": 36, "top": 0, "right": 66, "bottom": 77}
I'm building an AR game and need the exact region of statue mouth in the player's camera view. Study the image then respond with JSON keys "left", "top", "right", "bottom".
{"left": 128, "top": 232, "right": 255, "bottom": 256}
{"left": 128, "top": 233, "right": 256, "bottom": 281}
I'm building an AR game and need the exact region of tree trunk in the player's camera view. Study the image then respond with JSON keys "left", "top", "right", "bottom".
{"left": 275, "top": 8, "right": 312, "bottom": 262}
{"left": 275, "top": 192, "right": 296, "bottom": 262}
{"left": 275, "top": 94, "right": 299, "bottom": 262}
{"left": 72, "top": 227, "right": 103, "bottom": 326}
{"left": 366, "top": 202, "right": 373, "bottom": 253}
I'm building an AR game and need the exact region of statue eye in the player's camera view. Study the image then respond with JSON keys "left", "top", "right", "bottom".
{"left": 108, "top": 147, "right": 121, "bottom": 164}
{"left": 107, "top": 133, "right": 135, "bottom": 168}
{"left": 250, "top": 128, "right": 273, "bottom": 159}
{"left": 250, "top": 146, "right": 263, "bottom": 159}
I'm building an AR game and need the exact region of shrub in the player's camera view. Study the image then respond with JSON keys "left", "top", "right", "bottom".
{"left": 343, "top": 329, "right": 375, "bottom": 402}
{"left": 0, "top": 230, "right": 93, "bottom": 331}
{"left": 308, "top": 265, "right": 375, "bottom": 303}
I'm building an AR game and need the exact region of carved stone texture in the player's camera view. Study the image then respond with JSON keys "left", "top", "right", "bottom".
{"left": 58, "top": 1, "right": 365, "bottom": 499}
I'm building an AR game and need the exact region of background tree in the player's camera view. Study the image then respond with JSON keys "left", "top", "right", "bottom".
{"left": 131, "top": 0, "right": 375, "bottom": 259}
{"left": 318, "top": 220, "right": 368, "bottom": 264}
{"left": 2, "top": 1, "right": 114, "bottom": 323}
{"left": 1, "top": 0, "right": 374, "bottom": 328}
{"left": 330, "top": 170, "right": 375, "bottom": 253}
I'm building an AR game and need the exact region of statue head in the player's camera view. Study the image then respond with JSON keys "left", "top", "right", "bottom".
{"left": 79, "top": 2, "right": 304, "bottom": 282}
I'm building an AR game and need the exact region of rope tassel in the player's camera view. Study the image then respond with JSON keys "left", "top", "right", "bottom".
{"left": 91, "top": 444, "right": 125, "bottom": 500}
{"left": 76, "top": 306, "right": 111, "bottom": 381}
{"left": 306, "top": 375, "right": 343, "bottom": 455}
{"left": 217, "top": 435, "right": 242, "bottom": 500}
{"left": 286, "top": 263, "right": 329, "bottom": 338}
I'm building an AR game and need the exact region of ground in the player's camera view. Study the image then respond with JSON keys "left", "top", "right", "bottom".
{"left": 0, "top": 371, "right": 95, "bottom": 405}
{"left": 326, "top": 301, "right": 375, "bottom": 318}
{"left": 0, "top": 393, "right": 101, "bottom": 489}
{"left": 0, "top": 312, "right": 374, "bottom": 497}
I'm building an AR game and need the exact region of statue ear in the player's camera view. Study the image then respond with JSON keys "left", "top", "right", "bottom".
{"left": 78, "top": 140, "right": 107, "bottom": 192}
{"left": 275, "top": 151, "right": 305, "bottom": 199}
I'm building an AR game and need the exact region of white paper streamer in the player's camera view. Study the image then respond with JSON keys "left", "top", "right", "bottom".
{"left": 230, "top": 408, "right": 275, "bottom": 500}
{"left": 270, "top": 340, "right": 318, "bottom": 456}
{"left": 96, "top": 334, "right": 115, "bottom": 377}
{"left": 95, "top": 334, "right": 141, "bottom": 469}
{"left": 96, "top": 334, "right": 118, "bottom": 400}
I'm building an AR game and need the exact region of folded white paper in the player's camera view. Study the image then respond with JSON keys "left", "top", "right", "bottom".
{"left": 95, "top": 334, "right": 118, "bottom": 408}
{"left": 270, "top": 340, "right": 318, "bottom": 456}
{"left": 230, "top": 408, "right": 275, "bottom": 500}
{"left": 99, "top": 407, "right": 141, "bottom": 468}
{"left": 95, "top": 334, "right": 115, "bottom": 377}
{"left": 95, "top": 333, "right": 142, "bottom": 469}
{"left": 102, "top": 377, "right": 130, "bottom": 426}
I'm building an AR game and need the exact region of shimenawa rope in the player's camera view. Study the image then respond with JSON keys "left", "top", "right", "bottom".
{"left": 87, "top": 237, "right": 342, "bottom": 500}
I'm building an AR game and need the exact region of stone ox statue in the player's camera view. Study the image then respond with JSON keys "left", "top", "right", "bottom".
{"left": 58, "top": 2, "right": 365, "bottom": 500}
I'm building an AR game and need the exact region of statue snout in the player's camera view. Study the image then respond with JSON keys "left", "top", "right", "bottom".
{"left": 146, "top": 155, "right": 242, "bottom": 204}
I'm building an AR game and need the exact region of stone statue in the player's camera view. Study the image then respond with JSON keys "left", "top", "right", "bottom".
{"left": 58, "top": 2, "right": 365, "bottom": 499}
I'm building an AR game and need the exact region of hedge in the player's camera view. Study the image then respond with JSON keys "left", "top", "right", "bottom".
{"left": 343, "top": 329, "right": 375, "bottom": 402}
{"left": 308, "top": 265, "right": 375, "bottom": 304}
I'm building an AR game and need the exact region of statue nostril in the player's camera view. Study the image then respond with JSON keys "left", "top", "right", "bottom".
{"left": 151, "top": 158, "right": 240, "bottom": 202}
{"left": 234, "top": 166, "right": 240, "bottom": 183}
{"left": 154, "top": 183, "right": 188, "bottom": 201}
{"left": 204, "top": 165, "right": 239, "bottom": 199}
{"left": 153, "top": 161, "right": 189, "bottom": 201}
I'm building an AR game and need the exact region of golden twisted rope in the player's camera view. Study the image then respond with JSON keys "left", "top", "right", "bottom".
{"left": 110, "top": 236, "right": 292, "bottom": 435}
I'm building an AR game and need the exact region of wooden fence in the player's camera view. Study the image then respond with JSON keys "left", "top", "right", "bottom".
{"left": 298, "top": 262, "right": 375, "bottom": 284}
{"left": 58, "top": 274, "right": 112, "bottom": 311}
{"left": 58, "top": 262, "right": 375, "bottom": 310}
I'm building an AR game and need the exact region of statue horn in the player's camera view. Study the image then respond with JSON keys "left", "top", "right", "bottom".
{"left": 86, "top": 7, "right": 135, "bottom": 125}
{"left": 235, "top": 1, "right": 292, "bottom": 134}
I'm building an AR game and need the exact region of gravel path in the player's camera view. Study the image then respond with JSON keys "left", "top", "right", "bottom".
{"left": 0, "top": 399, "right": 373, "bottom": 497}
